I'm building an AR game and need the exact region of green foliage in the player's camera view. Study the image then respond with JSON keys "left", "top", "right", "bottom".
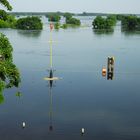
{"left": 16, "top": 16, "right": 43, "bottom": 30}
{"left": 47, "top": 14, "right": 61, "bottom": 22}
{"left": 61, "top": 24, "right": 68, "bottom": 29}
{"left": 0, "top": 19, "right": 9, "bottom": 28}
{"left": 0, "top": 9, "right": 8, "bottom": 20}
{"left": 0, "top": 33, "right": 13, "bottom": 61}
{"left": 63, "top": 12, "right": 73, "bottom": 20}
{"left": 0, "top": 15, "right": 16, "bottom": 28}
{"left": 66, "top": 17, "right": 81, "bottom": 26}
{"left": 121, "top": 15, "right": 140, "bottom": 30}
{"left": 54, "top": 22, "right": 60, "bottom": 29}
{"left": 0, "top": 33, "right": 21, "bottom": 90}
{"left": 0, "top": 0, "right": 12, "bottom": 11}
{"left": 92, "top": 16, "right": 116, "bottom": 29}
{"left": 116, "top": 14, "right": 125, "bottom": 21}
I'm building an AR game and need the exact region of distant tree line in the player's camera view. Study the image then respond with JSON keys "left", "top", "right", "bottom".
{"left": 0, "top": 0, "right": 43, "bottom": 30}
{"left": 46, "top": 12, "right": 81, "bottom": 29}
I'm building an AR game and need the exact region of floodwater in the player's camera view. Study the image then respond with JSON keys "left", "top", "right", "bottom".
{"left": 1, "top": 16, "right": 140, "bottom": 140}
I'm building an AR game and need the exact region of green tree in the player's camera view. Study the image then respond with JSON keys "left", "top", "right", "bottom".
{"left": 0, "top": 0, "right": 17, "bottom": 28}
{"left": 0, "top": 10, "right": 8, "bottom": 21}
{"left": 66, "top": 17, "right": 81, "bottom": 26}
{"left": 16, "top": 16, "right": 43, "bottom": 30}
{"left": 0, "top": 0, "right": 20, "bottom": 99}
{"left": 63, "top": 12, "right": 73, "bottom": 20}
{"left": 0, "top": 0, "right": 12, "bottom": 11}
{"left": 92, "top": 16, "right": 116, "bottom": 29}
{"left": 121, "top": 15, "right": 140, "bottom": 30}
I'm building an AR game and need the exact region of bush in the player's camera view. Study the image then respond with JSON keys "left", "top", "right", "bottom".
{"left": 63, "top": 12, "right": 73, "bottom": 20}
{"left": 66, "top": 17, "right": 81, "bottom": 26}
{"left": 54, "top": 22, "right": 60, "bottom": 29}
{"left": 16, "top": 16, "right": 43, "bottom": 30}
{"left": 0, "top": 19, "right": 10, "bottom": 28}
{"left": 121, "top": 15, "right": 140, "bottom": 30}
{"left": 92, "top": 16, "right": 116, "bottom": 29}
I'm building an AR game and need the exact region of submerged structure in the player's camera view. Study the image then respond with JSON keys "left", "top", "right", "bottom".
{"left": 44, "top": 23, "right": 59, "bottom": 83}
{"left": 107, "top": 57, "right": 114, "bottom": 80}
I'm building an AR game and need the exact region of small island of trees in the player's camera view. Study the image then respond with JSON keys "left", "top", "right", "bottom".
{"left": 121, "top": 15, "right": 140, "bottom": 31}
{"left": 16, "top": 16, "right": 43, "bottom": 30}
{"left": 0, "top": 0, "right": 21, "bottom": 104}
{"left": 92, "top": 15, "right": 117, "bottom": 30}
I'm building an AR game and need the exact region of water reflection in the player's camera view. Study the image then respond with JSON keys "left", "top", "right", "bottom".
{"left": 121, "top": 28, "right": 140, "bottom": 36}
{"left": 17, "top": 30, "right": 42, "bottom": 37}
{"left": 0, "top": 81, "right": 5, "bottom": 104}
{"left": 93, "top": 29, "right": 114, "bottom": 35}
{"left": 48, "top": 79, "right": 54, "bottom": 132}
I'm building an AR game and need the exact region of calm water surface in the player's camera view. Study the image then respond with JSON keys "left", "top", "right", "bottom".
{"left": 0, "top": 16, "right": 140, "bottom": 140}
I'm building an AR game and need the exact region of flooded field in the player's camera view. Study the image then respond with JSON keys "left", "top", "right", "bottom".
{"left": 0, "top": 16, "right": 140, "bottom": 140}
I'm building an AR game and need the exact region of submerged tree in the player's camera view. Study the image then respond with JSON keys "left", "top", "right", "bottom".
{"left": 66, "top": 17, "right": 81, "bottom": 26}
{"left": 92, "top": 16, "right": 117, "bottom": 30}
{"left": 16, "top": 16, "right": 43, "bottom": 30}
{"left": 121, "top": 15, "right": 140, "bottom": 30}
{"left": 0, "top": 33, "right": 20, "bottom": 87}
{"left": 0, "top": 33, "right": 21, "bottom": 104}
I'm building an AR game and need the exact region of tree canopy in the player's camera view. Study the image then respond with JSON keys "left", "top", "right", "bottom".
{"left": 121, "top": 15, "right": 140, "bottom": 30}
{"left": 16, "top": 16, "right": 43, "bottom": 30}
{"left": 66, "top": 17, "right": 81, "bottom": 26}
{"left": 63, "top": 12, "right": 73, "bottom": 20}
{"left": 0, "top": 0, "right": 12, "bottom": 11}
{"left": 92, "top": 16, "right": 117, "bottom": 30}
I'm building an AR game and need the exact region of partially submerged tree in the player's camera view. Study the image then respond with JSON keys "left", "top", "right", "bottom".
{"left": 92, "top": 16, "right": 116, "bottom": 30}
{"left": 16, "top": 16, "right": 43, "bottom": 30}
{"left": 121, "top": 15, "right": 140, "bottom": 30}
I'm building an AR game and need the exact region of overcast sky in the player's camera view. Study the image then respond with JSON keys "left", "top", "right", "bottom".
{"left": 1, "top": 0, "right": 140, "bottom": 14}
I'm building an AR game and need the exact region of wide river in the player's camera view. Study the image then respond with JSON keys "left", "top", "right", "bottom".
{"left": 0, "top": 16, "right": 140, "bottom": 140}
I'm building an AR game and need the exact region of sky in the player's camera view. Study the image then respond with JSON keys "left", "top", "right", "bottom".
{"left": 1, "top": 0, "right": 140, "bottom": 14}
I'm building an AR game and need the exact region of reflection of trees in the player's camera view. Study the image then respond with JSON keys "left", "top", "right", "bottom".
{"left": 93, "top": 29, "right": 114, "bottom": 35}
{"left": 17, "top": 30, "right": 42, "bottom": 38}
{"left": 0, "top": 81, "right": 5, "bottom": 104}
{"left": 0, "top": 33, "right": 21, "bottom": 104}
{"left": 121, "top": 27, "right": 140, "bottom": 35}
